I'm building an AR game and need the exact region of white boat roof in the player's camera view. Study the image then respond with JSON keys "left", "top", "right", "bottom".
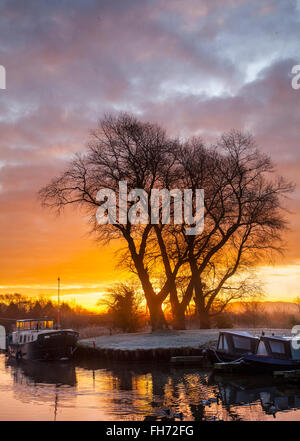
{"left": 220, "top": 330, "right": 259, "bottom": 339}
{"left": 14, "top": 329, "right": 77, "bottom": 334}
{"left": 16, "top": 318, "right": 54, "bottom": 322}
{"left": 262, "top": 335, "right": 300, "bottom": 342}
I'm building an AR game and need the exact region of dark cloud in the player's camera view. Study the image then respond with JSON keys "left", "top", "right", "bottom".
{"left": 0, "top": 0, "right": 299, "bottom": 290}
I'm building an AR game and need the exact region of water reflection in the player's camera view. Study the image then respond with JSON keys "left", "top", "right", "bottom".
{"left": 8, "top": 358, "right": 77, "bottom": 387}
{"left": 213, "top": 374, "right": 300, "bottom": 419}
{"left": 1, "top": 354, "right": 300, "bottom": 420}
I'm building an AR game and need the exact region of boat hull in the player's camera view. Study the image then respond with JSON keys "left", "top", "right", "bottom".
{"left": 206, "top": 348, "right": 245, "bottom": 363}
{"left": 8, "top": 330, "right": 79, "bottom": 361}
{"left": 242, "top": 354, "right": 300, "bottom": 373}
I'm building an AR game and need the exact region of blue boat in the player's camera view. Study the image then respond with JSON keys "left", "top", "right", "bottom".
{"left": 207, "top": 330, "right": 259, "bottom": 363}
{"left": 241, "top": 335, "right": 300, "bottom": 373}
{"left": 214, "top": 334, "right": 300, "bottom": 374}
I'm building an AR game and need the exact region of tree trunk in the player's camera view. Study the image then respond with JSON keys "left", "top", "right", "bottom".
{"left": 172, "top": 306, "right": 186, "bottom": 330}
{"left": 148, "top": 299, "right": 168, "bottom": 331}
{"left": 170, "top": 279, "right": 195, "bottom": 330}
{"left": 170, "top": 288, "right": 186, "bottom": 330}
{"left": 191, "top": 271, "right": 211, "bottom": 329}
{"left": 199, "top": 309, "right": 211, "bottom": 329}
{"left": 133, "top": 256, "right": 168, "bottom": 331}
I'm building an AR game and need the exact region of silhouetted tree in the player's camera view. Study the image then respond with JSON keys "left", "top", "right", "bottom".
{"left": 174, "top": 132, "right": 293, "bottom": 327}
{"left": 39, "top": 114, "right": 294, "bottom": 330}
{"left": 99, "top": 283, "right": 143, "bottom": 332}
{"left": 39, "top": 113, "right": 180, "bottom": 330}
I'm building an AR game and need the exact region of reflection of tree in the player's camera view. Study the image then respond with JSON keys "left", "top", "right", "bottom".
{"left": 189, "top": 404, "right": 205, "bottom": 421}
{"left": 87, "top": 361, "right": 219, "bottom": 420}
{"left": 8, "top": 356, "right": 300, "bottom": 421}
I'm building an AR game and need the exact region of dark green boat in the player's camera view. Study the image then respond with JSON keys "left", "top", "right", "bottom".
{"left": 3, "top": 319, "right": 79, "bottom": 361}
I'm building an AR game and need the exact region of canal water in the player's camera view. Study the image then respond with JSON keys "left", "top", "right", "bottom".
{"left": 1, "top": 354, "right": 300, "bottom": 421}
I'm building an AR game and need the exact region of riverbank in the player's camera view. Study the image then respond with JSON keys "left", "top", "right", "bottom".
{"left": 76, "top": 328, "right": 290, "bottom": 362}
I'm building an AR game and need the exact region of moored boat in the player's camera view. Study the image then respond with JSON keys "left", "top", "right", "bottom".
{"left": 206, "top": 330, "right": 259, "bottom": 363}
{"left": 213, "top": 334, "right": 300, "bottom": 374}
{"left": 241, "top": 335, "right": 300, "bottom": 373}
{"left": 3, "top": 319, "right": 79, "bottom": 361}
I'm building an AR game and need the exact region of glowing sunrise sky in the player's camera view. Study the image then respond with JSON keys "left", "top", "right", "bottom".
{"left": 0, "top": 0, "right": 300, "bottom": 310}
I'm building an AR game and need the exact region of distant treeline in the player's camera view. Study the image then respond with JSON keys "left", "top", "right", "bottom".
{"left": 0, "top": 293, "right": 108, "bottom": 331}
{"left": 200, "top": 300, "right": 300, "bottom": 330}
{"left": 1, "top": 293, "right": 299, "bottom": 336}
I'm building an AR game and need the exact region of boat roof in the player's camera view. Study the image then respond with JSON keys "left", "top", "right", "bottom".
{"left": 219, "top": 330, "right": 259, "bottom": 339}
{"left": 16, "top": 318, "right": 54, "bottom": 322}
{"left": 16, "top": 329, "right": 78, "bottom": 334}
{"left": 261, "top": 335, "right": 299, "bottom": 342}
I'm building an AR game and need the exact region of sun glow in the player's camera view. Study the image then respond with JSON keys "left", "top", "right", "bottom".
{"left": 0, "top": 263, "right": 299, "bottom": 312}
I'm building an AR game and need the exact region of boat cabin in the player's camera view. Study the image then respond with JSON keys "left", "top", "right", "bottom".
{"left": 5, "top": 317, "right": 79, "bottom": 361}
{"left": 256, "top": 335, "right": 300, "bottom": 360}
{"left": 16, "top": 319, "right": 54, "bottom": 331}
{"left": 217, "top": 331, "right": 259, "bottom": 358}
{"left": 9, "top": 319, "right": 56, "bottom": 346}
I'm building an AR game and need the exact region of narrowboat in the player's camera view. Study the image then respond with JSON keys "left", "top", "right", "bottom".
{"left": 241, "top": 335, "right": 300, "bottom": 373}
{"left": 2, "top": 319, "right": 79, "bottom": 361}
{"left": 206, "top": 330, "right": 259, "bottom": 363}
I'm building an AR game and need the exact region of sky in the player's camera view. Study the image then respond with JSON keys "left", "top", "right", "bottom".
{"left": 0, "top": 0, "right": 300, "bottom": 310}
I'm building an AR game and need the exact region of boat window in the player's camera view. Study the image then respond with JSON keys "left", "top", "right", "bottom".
{"left": 232, "top": 336, "right": 251, "bottom": 351}
{"left": 218, "top": 334, "right": 229, "bottom": 351}
{"left": 257, "top": 341, "right": 268, "bottom": 356}
{"left": 269, "top": 340, "right": 286, "bottom": 354}
{"left": 291, "top": 341, "right": 300, "bottom": 360}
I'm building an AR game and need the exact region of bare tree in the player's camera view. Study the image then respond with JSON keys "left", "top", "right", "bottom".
{"left": 148, "top": 131, "right": 293, "bottom": 329}
{"left": 39, "top": 114, "right": 294, "bottom": 331}
{"left": 39, "top": 113, "right": 180, "bottom": 330}
{"left": 181, "top": 131, "right": 294, "bottom": 328}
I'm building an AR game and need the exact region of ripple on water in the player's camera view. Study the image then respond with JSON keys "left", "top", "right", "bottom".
{"left": 1, "top": 354, "right": 300, "bottom": 420}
